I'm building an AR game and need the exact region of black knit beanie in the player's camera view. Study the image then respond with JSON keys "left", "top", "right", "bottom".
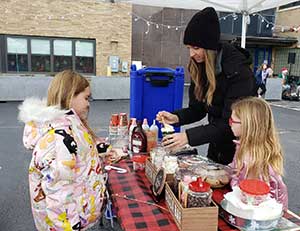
{"left": 184, "top": 7, "right": 220, "bottom": 50}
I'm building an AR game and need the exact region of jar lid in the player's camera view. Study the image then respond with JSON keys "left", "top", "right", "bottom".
{"left": 189, "top": 177, "right": 210, "bottom": 192}
{"left": 239, "top": 179, "right": 270, "bottom": 195}
{"left": 132, "top": 155, "right": 148, "bottom": 164}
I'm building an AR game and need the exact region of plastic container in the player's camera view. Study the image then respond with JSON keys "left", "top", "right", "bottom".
{"left": 142, "top": 118, "right": 150, "bottom": 131}
{"left": 150, "top": 146, "right": 167, "bottom": 169}
{"left": 150, "top": 120, "right": 158, "bottom": 140}
{"left": 239, "top": 179, "right": 270, "bottom": 206}
{"left": 187, "top": 177, "right": 212, "bottom": 208}
{"left": 132, "top": 155, "right": 148, "bottom": 171}
{"left": 130, "top": 65, "right": 184, "bottom": 138}
{"left": 194, "top": 162, "right": 233, "bottom": 188}
{"left": 162, "top": 155, "right": 178, "bottom": 174}
{"left": 109, "top": 113, "right": 119, "bottom": 142}
{"left": 177, "top": 155, "right": 205, "bottom": 168}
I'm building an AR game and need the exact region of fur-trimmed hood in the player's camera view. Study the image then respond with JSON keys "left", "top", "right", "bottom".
{"left": 18, "top": 98, "right": 67, "bottom": 123}
{"left": 19, "top": 98, "right": 69, "bottom": 149}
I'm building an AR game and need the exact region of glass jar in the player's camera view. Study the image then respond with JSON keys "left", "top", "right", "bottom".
{"left": 239, "top": 179, "right": 270, "bottom": 206}
{"left": 151, "top": 147, "right": 167, "bottom": 169}
{"left": 187, "top": 177, "right": 212, "bottom": 208}
{"left": 162, "top": 155, "right": 178, "bottom": 174}
{"left": 173, "top": 168, "right": 194, "bottom": 199}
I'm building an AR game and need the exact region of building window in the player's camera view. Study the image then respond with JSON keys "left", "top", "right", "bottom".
{"left": 75, "top": 41, "right": 94, "bottom": 73}
{"left": 54, "top": 40, "right": 73, "bottom": 72}
{"left": 7, "top": 37, "right": 28, "bottom": 72}
{"left": 3, "top": 36, "right": 96, "bottom": 74}
{"left": 31, "top": 39, "right": 51, "bottom": 72}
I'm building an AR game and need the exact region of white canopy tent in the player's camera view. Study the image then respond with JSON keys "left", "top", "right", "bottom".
{"left": 125, "top": 0, "right": 297, "bottom": 48}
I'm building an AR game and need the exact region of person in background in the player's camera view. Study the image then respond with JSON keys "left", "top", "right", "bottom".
{"left": 255, "top": 63, "right": 268, "bottom": 98}
{"left": 19, "top": 70, "right": 107, "bottom": 230}
{"left": 229, "top": 97, "right": 288, "bottom": 210}
{"left": 267, "top": 64, "right": 274, "bottom": 78}
{"left": 296, "top": 83, "right": 300, "bottom": 99}
{"left": 278, "top": 67, "right": 291, "bottom": 98}
{"left": 156, "top": 7, "right": 256, "bottom": 165}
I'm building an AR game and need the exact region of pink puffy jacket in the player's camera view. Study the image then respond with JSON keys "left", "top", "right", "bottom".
{"left": 19, "top": 98, "right": 106, "bottom": 231}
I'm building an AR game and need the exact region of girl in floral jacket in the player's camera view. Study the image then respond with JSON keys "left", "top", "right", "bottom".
{"left": 19, "top": 70, "right": 106, "bottom": 230}
{"left": 229, "top": 97, "right": 288, "bottom": 210}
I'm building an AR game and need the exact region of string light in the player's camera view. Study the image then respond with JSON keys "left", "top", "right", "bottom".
{"left": 4, "top": 1, "right": 299, "bottom": 34}
{"left": 254, "top": 12, "right": 300, "bottom": 33}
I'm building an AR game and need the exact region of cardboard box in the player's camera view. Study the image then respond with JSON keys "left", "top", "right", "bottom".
{"left": 145, "top": 159, "right": 174, "bottom": 185}
{"left": 165, "top": 183, "right": 218, "bottom": 231}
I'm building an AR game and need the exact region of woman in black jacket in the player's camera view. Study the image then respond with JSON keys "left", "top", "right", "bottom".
{"left": 156, "top": 7, "right": 256, "bottom": 165}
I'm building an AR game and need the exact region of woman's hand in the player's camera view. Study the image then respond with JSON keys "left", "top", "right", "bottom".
{"left": 156, "top": 111, "right": 179, "bottom": 125}
{"left": 161, "top": 132, "right": 188, "bottom": 150}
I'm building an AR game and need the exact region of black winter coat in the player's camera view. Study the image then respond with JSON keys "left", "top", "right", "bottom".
{"left": 173, "top": 43, "right": 256, "bottom": 165}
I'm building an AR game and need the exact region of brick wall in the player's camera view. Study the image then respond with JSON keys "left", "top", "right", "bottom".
{"left": 273, "top": 7, "right": 300, "bottom": 76}
{"left": 0, "top": 0, "right": 132, "bottom": 76}
{"left": 274, "top": 7, "right": 300, "bottom": 47}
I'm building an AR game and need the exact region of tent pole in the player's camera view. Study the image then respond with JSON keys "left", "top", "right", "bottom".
{"left": 241, "top": 12, "right": 247, "bottom": 48}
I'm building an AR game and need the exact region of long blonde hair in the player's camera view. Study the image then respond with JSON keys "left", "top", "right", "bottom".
{"left": 232, "top": 97, "right": 284, "bottom": 180}
{"left": 188, "top": 49, "right": 216, "bottom": 105}
{"left": 47, "top": 70, "right": 97, "bottom": 140}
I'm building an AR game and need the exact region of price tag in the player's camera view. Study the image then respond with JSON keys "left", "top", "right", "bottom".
{"left": 152, "top": 168, "right": 166, "bottom": 196}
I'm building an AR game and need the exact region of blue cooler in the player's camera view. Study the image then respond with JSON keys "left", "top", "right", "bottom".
{"left": 130, "top": 65, "right": 184, "bottom": 138}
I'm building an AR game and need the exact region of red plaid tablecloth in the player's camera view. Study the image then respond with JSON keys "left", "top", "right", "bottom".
{"left": 108, "top": 160, "right": 300, "bottom": 231}
{"left": 107, "top": 160, "right": 179, "bottom": 231}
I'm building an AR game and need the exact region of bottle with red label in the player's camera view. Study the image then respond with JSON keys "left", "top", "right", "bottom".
{"left": 128, "top": 118, "right": 137, "bottom": 154}
{"left": 131, "top": 122, "right": 147, "bottom": 154}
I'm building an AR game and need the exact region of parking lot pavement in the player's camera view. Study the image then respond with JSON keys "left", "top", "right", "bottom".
{"left": 0, "top": 99, "right": 299, "bottom": 231}
{"left": 269, "top": 100, "right": 300, "bottom": 111}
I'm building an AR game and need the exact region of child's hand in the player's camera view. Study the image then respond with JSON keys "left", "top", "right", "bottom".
{"left": 105, "top": 149, "right": 121, "bottom": 164}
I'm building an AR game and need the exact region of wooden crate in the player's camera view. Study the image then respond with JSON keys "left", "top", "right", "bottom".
{"left": 145, "top": 158, "right": 157, "bottom": 185}
{"left": 165, "top": 183, "right": 218, "bottom": 231}
{"left": 145, "top": 159, "right": 174, "bottom": 185}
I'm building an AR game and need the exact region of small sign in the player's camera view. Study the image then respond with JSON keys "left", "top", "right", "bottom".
{"left": 152, "top": 168, "right": 166, "bottom": 196}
